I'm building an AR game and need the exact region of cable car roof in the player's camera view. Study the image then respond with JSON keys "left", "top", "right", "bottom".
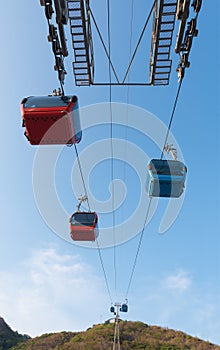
{"left": 22, "top": 95, "right": 77, "bottom": 108}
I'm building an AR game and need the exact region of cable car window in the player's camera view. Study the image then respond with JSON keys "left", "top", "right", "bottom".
{"left": 149, "top": 160, "right": 186, "bottom": 176}
{"left": 24, "top": 96, "right": 71, "bottom": 108}
{"left": 72, "top": 104, "right": 81, "bottom": 137}
{"left": 155, "top": 165, "right": 184, "bottom": 176}
{"left": 71, "top": 213, "right": 96, "bottom": 226}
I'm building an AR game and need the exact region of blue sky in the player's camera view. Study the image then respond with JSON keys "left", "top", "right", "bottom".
{"left": 0, "top": 0, "right": 220, "bottom": 345}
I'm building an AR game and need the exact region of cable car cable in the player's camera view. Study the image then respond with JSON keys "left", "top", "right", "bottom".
{"left": 73, "top": 144, "right": 91, "bottom": 211}
{"left": 89, "top": 8, "right": 119, "bottom": 83}
{"left": 96, "top": 238, "right": 113, "bottom": 304}
{"left": 122, "top": 0, "right": 134, "bottom": 228}
{"left": 107, "top": 0, "right": 117, "bottom": 298}
{"left": 160, "top": 79, "right": 183, "bottom": 160}
{"left": 125, "top": 197, "right": 152, "bottom": 298}
{"left": 122, "top": 0, "right": 154, "bottom": 302}
{"left": 122, "top": 0, "right": 155, "bottom": 83}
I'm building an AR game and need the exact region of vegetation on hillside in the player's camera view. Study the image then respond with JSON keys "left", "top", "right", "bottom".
{"left": 10, "top": 321, "right": 220, "bottom": 350}
{"left": 0, "top": 317, "right": 30, "bottom": 350}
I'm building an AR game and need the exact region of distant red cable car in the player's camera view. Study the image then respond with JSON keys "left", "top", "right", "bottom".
{"left": 70, "top": 212, "right": 99, "bottom": 242}
{"left": 21, "top": 95, "right": 82, "bottom": 145}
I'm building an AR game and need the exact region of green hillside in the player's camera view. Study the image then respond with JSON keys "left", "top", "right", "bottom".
{"left": 0, "top": 317, "right": 30, "bottom": 350}
{"left": 10, "top": 321, "right": 220, "bottom": 350}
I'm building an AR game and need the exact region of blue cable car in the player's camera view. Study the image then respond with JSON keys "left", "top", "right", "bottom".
{"left": 110, "top": 306, "right": 115, "bottom": 313}
{"left": 146, "top": 159, "right": 187, "bottom": 198}
{"left": 120, "top": 304, "right": 128, "bottom": 312}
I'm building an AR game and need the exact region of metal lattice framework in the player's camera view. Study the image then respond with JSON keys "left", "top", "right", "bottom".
{"left": 149, "top": 0, "right": 178, "bottom": 85}
{"left": 65, "top": 0, "right": 202, "bottom": 87}
{"left": 67, "top": 0, "right": 94, "bottom": 86}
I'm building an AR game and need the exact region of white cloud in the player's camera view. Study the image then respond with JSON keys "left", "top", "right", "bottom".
{"left": 1, "top": 258, "right": 220, "bottom": 347}
{"left": 131, "top": 270, "right": 220, "bottom": 346}
{"left": 163, "top": 270, "right": 192, "bottom": 292}
{"left": 0, "top": 246, "right": 109, "bottom": 337}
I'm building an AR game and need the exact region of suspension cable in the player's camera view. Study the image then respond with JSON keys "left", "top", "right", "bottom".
{"left": 96, "top": 238, "right": 113, "bottom": 304}
{"left": 123, "top": 0, "right": 148, "bottom": 301}
{"left": 125, "top": 198, "right": 152, "bottom": 298}
{"left": 127, "top": 0, "right": 135, "bottom": 88}
{"left": 107, "top": 0, "right": 117, "bottom": 297}
{"left": 122, "top": 0, "right": 155, "bottom": 83}
{"left": 125, "top": 0, "right": 135, "bottom": 161}
{"left": 73, "top": 144, "right": 91, "bottom": 211}
{"left": 160, "top": 79, "right": 183, "bottom": 159}
{"left": 89, "top": 8, "right": 119, "bottom": 83}
{"left": 122, "top": 0, "right": 135, "bottom": 230}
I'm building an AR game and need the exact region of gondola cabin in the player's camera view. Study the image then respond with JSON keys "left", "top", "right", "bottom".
{"left": 120, "top": 304, "right": 128, "bottom": 313}
{"left": 70, "top": 212, "right": 99, "bottom": 241}
{"left": 21, "top": 95, "right": 82, "bottom": 145}
{"left": 110, "top": 306, "right": 115, "bottom": 313}
{"left": 147, "top": 159, "right": 187, "bottom": 198}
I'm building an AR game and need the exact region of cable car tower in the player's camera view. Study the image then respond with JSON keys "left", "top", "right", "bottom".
{"left": 110, "top": 301, "right": 128, "bottom": 350}
{"left": 112, "top": 304, "right": 121, "bottom": 350}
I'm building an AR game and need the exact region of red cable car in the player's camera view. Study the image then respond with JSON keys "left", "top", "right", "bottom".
{"left": 70, "top": 212, "right": 99, "bottom": 242}
{"left": 21, "top": 95, "right": 82, "bottom": 145}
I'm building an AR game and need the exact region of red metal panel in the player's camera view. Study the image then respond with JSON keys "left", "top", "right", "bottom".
{"left": 70, "top": 227, "right": 97, "bottom": 241}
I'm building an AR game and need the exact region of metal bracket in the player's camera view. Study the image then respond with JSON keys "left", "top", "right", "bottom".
{"left": 163, "top": 143, "right": 177, "bottom": 160}
{"left": 77, "top": 195, "right": 88, "bottom": 211}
